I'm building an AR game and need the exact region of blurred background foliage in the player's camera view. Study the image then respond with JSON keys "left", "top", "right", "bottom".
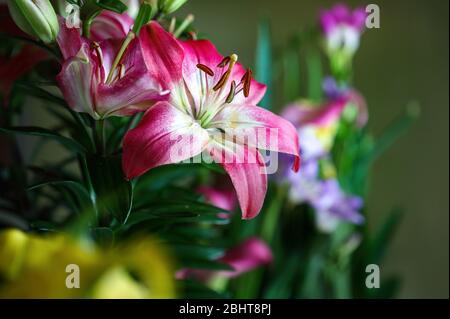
{"left": 175, "top": 0, "right": 449, "bottom": 298}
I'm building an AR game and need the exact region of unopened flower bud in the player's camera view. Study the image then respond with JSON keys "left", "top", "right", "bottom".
{"left": 8, "top": 0, "right": 59, "bottom": 43}
{"left": 161, "top": 0, "right": 188, "bottom": 14}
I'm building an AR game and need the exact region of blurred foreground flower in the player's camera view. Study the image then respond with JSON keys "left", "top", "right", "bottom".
{"left": 123, "top": 22, "right": 300, "bottom": 219}
{"left": 0, "top": 229, "right": 176, "bottom": 298}
{"left": 176, "top": 237, "right": 272, "bottom": 282}
{"left": 7, "top": 0, "right": 59, "bottom": 43}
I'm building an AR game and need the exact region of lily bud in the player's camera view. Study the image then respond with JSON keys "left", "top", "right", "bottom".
{"left": 160, "top": 0, "right": 188, "bottom": 14}
{"left": 7, "top": 0, "right": 59, "bottom": 43}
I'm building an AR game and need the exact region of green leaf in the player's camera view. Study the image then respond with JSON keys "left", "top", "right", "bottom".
{"left": 28, "top": 180, "right": 95, "bottom": 216}
{"left": 95, "top": 0, "right": 127, "bottom": 13}
{"left": 0, "top": 126, "right": 86, "bottom": 154}
{"left": 180, "top": 279, "right": 230, "bottom": 299}
{"left": 306, "top": 50, "right": 323, "bottom": 102}
{"left": 86, "top": 154, "right": 133, "bottom": 225}
{"left": 132, "top": 3, "right": 154, "bottom": 34}
{"left": 91, "top": 227, "right": 114, "bottom": 247}
{"left": 255, "top": 19, "right": 272, "bottom": 109}
{"left": 297, "top": 253, "right": 325, "bottom": 298}
{"left": 368, "top": 209, "right": 403, "bottom": 264}
{"left": 0, "top": 211, "right": 29, "bottom": 230}
{"left": 16, "top": 81, "right": 66, "bottom": 106}
{"left": 181, "top": 259, "right": 234, "bottom": 271}
{"left": 29, "top": 220, "right": 57, "bottom": 232}
{"left": 365, "top": 102, "right": 420, "bottom": 163}
{"left": 282, "top": 48, "right": 301, "bottom": 103}
{"left": 173, "top": 245, "right": 225, "bottom": 261}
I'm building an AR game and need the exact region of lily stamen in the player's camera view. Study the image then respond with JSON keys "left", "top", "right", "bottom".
{"left": 91, "top": 42, "right": 104, "bottom": 68}
{"left": 213, "top": 54, "right": 238, "bottom": 91}
{"left": 225, "top": 80, "right": 237, "bottom": 103}
{"left": 196, "top": 63, "right": 214, "bottom": 76}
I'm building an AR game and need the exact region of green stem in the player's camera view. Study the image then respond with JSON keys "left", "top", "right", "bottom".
{"left": 94, "top": 119, "right": 105, "bottom": 155}
{"left": 105, "top": 31, "right": 135, "bottom": 84}
{"left": 260, "top": 184, "right": 288, "bottom": 244}
{"left": 173, "top": 14, "right": 194, "bottom": 38}
{"left": 83, "top": 9, "right": 102, "bottom": 38}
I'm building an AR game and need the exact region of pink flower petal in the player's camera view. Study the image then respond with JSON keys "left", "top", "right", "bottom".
{"left": 90, "top": 11, "right": 133, "bottom": 42}
{"left": 56, "top": 43, "right": 97, "bottom": 118}
{"left": 122, "top": 101, "right": 210, "bottom": 179}
{"left": 180, "top": 40, "right": 266, "bottom": 108}
{"left": 282, "top": 98, "right": 347, "bottom": 127}
{"left": 211, "top": 104, "right": 301, "bottom": 172}
{"left": 176, "top": 237, "right": 273, "bottom": 281}
{"left": 208, "top": 143, "right": 267, "bottom": 219}
{"left": 218, "top": 237, "right": 273, "bottom": 278}
{"left": 56, "top": 17, "right": 84, "bottom": 60}
{"left": 197, "top": 186, "right": 236, "bottom": 212}
{"left": 138, "top": 22, "right": 184, "bottom": 89}
{"left": 95, "top": 39, "right": 169, "bottom": 117}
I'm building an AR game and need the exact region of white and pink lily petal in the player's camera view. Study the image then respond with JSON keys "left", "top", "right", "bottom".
{"left": 56, "top": 17, "right": 169, "bottom": 119}
{"left": 123, "top": 23, "right": 300, "bottom": 219}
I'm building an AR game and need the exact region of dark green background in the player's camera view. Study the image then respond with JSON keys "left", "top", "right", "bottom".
{"left": 179, "top": 0, "right": 449, "bottom": 298}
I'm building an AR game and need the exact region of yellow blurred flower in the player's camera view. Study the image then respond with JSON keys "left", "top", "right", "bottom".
{"left": 0, "top": 229, "right": 176, "bottom": 298}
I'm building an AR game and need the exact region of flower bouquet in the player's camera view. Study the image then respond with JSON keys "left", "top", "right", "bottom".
{"left": 0, "top": 0, "right": 417, "bottom": 299}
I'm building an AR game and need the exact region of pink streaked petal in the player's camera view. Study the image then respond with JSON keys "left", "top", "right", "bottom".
{"left": 56, "top": 17, "right": 84, "bottom": 60}
{"left": 56, "top": 43, "right": 96, "bottom": 118}
{"left": 90, "top": 11, "right": 133, "bottom": 42}
{"left": 95, "top": 39, "right": 169, "bottom": 116}
{"left": 211, "top": 105, "right": 300, "bottom": 172}
{"left": 122, "top": 102, "right": 209, "bottom": 179}
{"left": 197, "top": 186, "right": 237, "bottom": 212}
{"left": 180, "top": 40, "right": 266, "bottom": 106}
{"left": 138, "top": 22, "right": 184, "bottom": 89}
{"left": 282, "top": 98, "right": 347, "bottom": 127}
{"left": 218, "top": 237, "right": 273, "bottom": 278}
{"left": 208, "top": 143, "right": 267, "bottom": 219}
{"left": 176, "top": 237, "right": 272, "bottom": 281}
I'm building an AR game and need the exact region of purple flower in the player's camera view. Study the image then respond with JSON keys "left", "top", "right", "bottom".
{"left": 319, "top": 4, "right": 367, "bottom": 55}
{"left": 313, "top": 179, "right": 364, "bottom": 232}
{"left": 286, "top": 163, "right": 364, "bottom": 232}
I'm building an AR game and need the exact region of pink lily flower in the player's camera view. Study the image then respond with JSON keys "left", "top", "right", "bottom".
{"left": 90, "top": 11, "right": 134, "bottom": 42}
{"left": 176, "top": 237, "right": 273, "bottom": 282}
{"left": 197, "top": 186, "right": 237, "bottom": 212}
{"left": 56, "top": 15, "right": 170, "bottom": 119}
{"left": 123, "top": 22, "right": 300, "bottom": 219}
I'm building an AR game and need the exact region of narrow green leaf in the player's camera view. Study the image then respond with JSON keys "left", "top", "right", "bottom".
{"left": 366, "top": 102, "right": 420, "bottom": 163}
{"left": 95, "top": 0, "right": 127, "bottom": 13}
{"left": 282, "top": 48, "right": 301, "bottom": 103}
{"left": 368, "top": 209, "right": 403, "bottom": 264}
{"left": 0, "top": 126, "right": 86, "bottom": 154}
{"left": 132, "top": 3, "right": 154, "bottom": 34}
{"left": 255, "top": 19, "right": 272, "bottom": 109}
{"left": 306, "top": 50, "right": 323, "bottom": 102}
{"left": 86, "top": 154, "right": 133, "bottom": 225}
